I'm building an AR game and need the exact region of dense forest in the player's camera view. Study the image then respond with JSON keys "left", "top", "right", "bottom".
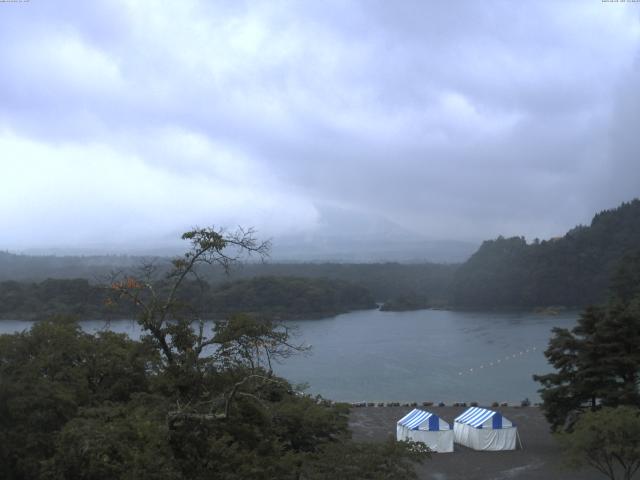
{"left": 379, "top": 293, "right": 431, "bottom": 312}
{"left": 451, "top": 199, "right": 640, "bottom": 308}
{"left": 0, "top": 276, "right": 375, "bottom": 321}
{"left": 208, "top": 276, "right": 375, "bottom": 319}
{"left": 215, "top": 262, "right": 457, "bottom": 306}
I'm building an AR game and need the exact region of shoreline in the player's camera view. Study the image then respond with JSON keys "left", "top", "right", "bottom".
{"left": 0, "top": 304, "right": 584, "bottom": 322}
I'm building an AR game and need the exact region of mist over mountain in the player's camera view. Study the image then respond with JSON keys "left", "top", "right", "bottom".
{"left": 13, "top": 206, "right": 477, "bottom": 264}
{"left": 269, "top": 206, "right": 477, "bottom": 263}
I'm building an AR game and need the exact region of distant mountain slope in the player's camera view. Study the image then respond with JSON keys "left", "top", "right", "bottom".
{"left": 0, "top": 252, "right": 145, "bottom": 282}
{"left": 451, "top": 199, "right": 640, "bottom": 308}
{"left": 269, "top": 204, "right": 478, "bottom": 263}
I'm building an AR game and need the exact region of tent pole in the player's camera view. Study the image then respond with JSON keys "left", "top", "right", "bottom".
{"left": 516, "top": 430, "right": 523, "bottom": 450}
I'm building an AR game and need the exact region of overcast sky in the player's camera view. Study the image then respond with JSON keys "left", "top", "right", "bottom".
{"left": 1, "top": 0, "right": 640, "bottom": 253}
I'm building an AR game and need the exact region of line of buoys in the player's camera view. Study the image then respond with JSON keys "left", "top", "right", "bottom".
{"left": 456, "top": 345, "right": 541, "bottom": 376}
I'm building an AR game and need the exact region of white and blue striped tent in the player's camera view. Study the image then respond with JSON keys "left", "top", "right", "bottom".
{"left": 453, "top": 407, "right": 518, "bottom": 451}
{"left": 396, "top": 409, "right": 453, "bottom": 453}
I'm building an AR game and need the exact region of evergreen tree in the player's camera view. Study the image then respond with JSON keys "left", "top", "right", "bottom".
{"left": 534, "top": 253, "right": 640, "bottom": 430}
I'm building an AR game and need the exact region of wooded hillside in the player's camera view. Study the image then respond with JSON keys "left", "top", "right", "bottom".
{"left": 451, "top": 199, "right": 640, "bottom": 308}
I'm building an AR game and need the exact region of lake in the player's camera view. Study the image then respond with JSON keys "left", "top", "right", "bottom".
{"left": 0, "top": 308, "right": 578, "bottom": 404}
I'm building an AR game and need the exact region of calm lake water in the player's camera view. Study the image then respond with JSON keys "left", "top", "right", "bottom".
{"left": 0, "top": 308, "right": 578, "bottom": 403}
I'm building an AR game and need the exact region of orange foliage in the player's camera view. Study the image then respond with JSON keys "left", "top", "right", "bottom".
{"left": 110, "top": 277, "right": 143, "bottom": 290}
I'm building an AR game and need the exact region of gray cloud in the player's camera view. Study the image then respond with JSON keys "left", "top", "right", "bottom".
{"left": 1, "top": 0, "right": 639, "bottom": 254}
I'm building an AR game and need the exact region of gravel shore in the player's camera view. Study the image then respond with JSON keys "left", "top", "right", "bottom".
{"left": 349, "top": 406, "right": 603, "bottom": 480}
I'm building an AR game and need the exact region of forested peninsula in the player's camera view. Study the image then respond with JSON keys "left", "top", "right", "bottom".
{"left": 0, "top": 276, "right": 375, "bottom": 321}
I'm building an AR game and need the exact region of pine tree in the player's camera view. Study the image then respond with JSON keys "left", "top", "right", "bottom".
{"left": 534, "top": 253, "right": 640, "bottom": 430}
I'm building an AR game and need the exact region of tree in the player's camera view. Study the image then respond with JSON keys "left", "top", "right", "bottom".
{"left": 533, "top": 306, "right": 615, "bottom": 429}
{"left": 45, "top": 397, "right": 181, "bottom": 480}
{"left": 610, "top": 252, "right": 640, "bottom": 305}
{"left": 108, "top": 228, "right": 317, "bottom": 419}
{"left": 558, "top": 406, "right": 640, "bottom": 480}
{"left": 534, "top": 254, "right": 640, "bottom": 430}
{"left": 0, "top": 317, "right": 156, "bottom": 480}
{"left": 213, "top": 313, "right": 303, "bottom": 373}
{"left": 534, "top": 303, "right": 640, "bottom": 429}
{"left": 108, "top": 227, "right": 271, "bottom": 393}
{"left": 110, "top": 226, "right": 270, "bottom": 362}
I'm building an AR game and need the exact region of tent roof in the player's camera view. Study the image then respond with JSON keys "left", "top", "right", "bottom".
{"left": 455, "top": 407, "right": 511, "bottom": 428}
{"left": 397, "top": 409, "right": 444, "bottom": 430}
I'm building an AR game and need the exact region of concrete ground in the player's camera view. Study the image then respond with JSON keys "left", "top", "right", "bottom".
{"left": 349, "top": 406, "right": 604, "bottom": 480}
